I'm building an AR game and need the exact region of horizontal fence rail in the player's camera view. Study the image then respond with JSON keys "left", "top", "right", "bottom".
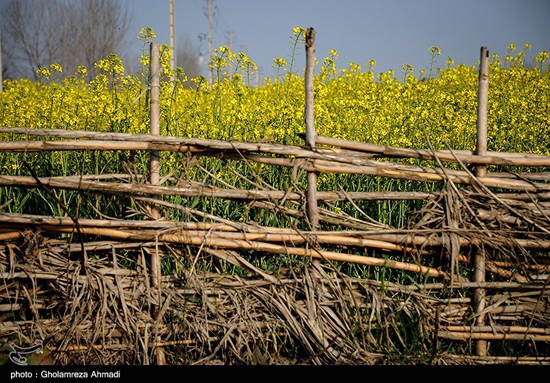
{"left": 2, "top": 128, "right": 550, "bottom": 193}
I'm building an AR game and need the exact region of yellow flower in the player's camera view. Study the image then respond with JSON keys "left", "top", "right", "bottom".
{"left": 140, "top": 54, "right": 150, "bottom": 67}
{"left": 535, "top": 51, "right": 549, "bottom": 64}
{"left": 138, "top": 27, "right": 156, "bottom": 42}
{"left": 272, "top": 57, "right": 288, "bottom": 68}
{"left": 402, "top": 64, "right": 414, "bottom": 77}
{"left": 50, "top": 63, "right": 63, "bottom": 73}
{"left": 36, "top": 67, "right": 51, "bottom": 78}
{"left": 1, "top": 29, "right": 548, "bottom": 213}
{"left": 76, "top": 66, "right": 88, "bottom": 77}
{"left": 95, "top": 54, "right": 124, "bottom": 75}
{"left": 292, "top": 27, "right": 305, "bottom": 39}
{"left": 160, "top": 44, "right": 173, "bottom": 78}
{"left": 175, "top": 67, "right": 187, "bottom": 84}
{"left": 429, "top": 46, "right": 441, "bottom": 56}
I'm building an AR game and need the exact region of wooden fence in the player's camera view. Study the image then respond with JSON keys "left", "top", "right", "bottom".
{"left": 0, "top": 32, "right": 549, "bottom": 365}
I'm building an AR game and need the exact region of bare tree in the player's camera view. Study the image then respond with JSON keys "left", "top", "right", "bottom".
{"left": 0, "top": 0, "right": 131, "bottom": 80}
{"left": 68, "top": 0, "right": 131, "bottom": 78}
{"left": 1, "top": 0, "right": 65, "bottom": 80}
{"left": 177, "top": 35, "right": 202, "bottom": 87}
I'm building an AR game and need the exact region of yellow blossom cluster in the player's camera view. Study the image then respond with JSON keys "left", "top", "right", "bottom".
{"left": 0, "top": 29, "right": 549, "bottom": 225}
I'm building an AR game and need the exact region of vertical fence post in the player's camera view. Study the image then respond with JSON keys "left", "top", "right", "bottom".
{"left": 474, "top": 46, "right": 489, "bottom": 357}
{"left": 149, "top": 42, "right": 161, "bottom": 218}
{"left": 476, "top": 47, "right": 489, "bottom": 178}
{"left": 305, "top": 28, "right": 319, "bottom": 231}
{"left": 169, "top": 0, "right": 176, "bottom": 83}
{"left": 148, "top": 41, "right": 166, "bottom": 365}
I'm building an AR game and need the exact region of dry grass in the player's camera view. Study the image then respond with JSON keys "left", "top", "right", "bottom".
{"left": 1, "top": 141, "right": 550, "bottom": 365}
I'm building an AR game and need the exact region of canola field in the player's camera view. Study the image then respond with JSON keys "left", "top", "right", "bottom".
{"left": 0, "top": 28, "right": 549, "bottom": 229}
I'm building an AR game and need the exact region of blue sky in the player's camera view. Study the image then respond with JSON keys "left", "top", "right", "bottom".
{"left": 125, "top": 0, "right": 550, "bottom": 80}
{"left": 2, "top": 0, "right": 550, "bottom": 80}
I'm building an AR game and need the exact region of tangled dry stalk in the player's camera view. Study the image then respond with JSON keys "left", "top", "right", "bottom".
{"left": 0, "top": 128, "right": 549, "bottom": 365}
{"left": 1, "top": 174, "right": 549, "bottom": 365}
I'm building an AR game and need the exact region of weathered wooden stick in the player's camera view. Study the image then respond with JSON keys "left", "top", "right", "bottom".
{"left": 0, "top": 231, "right": 21, "bottom": 241}
{"left": 0, "top": 175, "right": 440, "bottom": 202}
{"left": 5, "top": 127, "right": 550, "bottom": 167}
{"left": 6, "top": 139, "right": 550, "bottom": 189}
{"left": 0, "top": 272, "right": 58, "bottom": 280}
{"left": 488, "top": 261, "right": 550, "bottom": 270}
{"left": 496, "top": 192, "right": 550, "bottom": 201}
{"left": 351, "top": 278, "right": 550, "bottom": 291}
{"left": 0, "top": 129, "right": 374, "bottom": 166}
{"left": 485, "top": 198, "right": 550, "bottom": 210}
{"left": 305, "top": 27, "right": 319, "bottom": 231}
{"left": 476, "top": 46, "right": 490, "bottom": 178}
{"left": 0, "top": 212, "right": 238, "bottom": 231}
{"left": 2, "top": 224, "right": 415, "bottom": 254}
{"left": 438, "top": 331, "right": 550, "bottom": 342}
{"left": 474, "top": 46, "right": 490, "bottom": 357}
{"left": 309, "top": 135, "right": 550, "bottom": 166}
{"left": 364, "top": 281, "right": 549, "bottom": 290}
{"left": 477, "top": 208, "right": 550, "bottom": 226}
{"left": 442, "top": 354, "right": 550, "bottom": 364}
{"left": 149, "top": 41, "right": 166, "bottom": 366}
{"left": 0, "top": 206, "right": 550, "bottom": 250}
{"left": 355, "top": 232, "right": 550, "bottom": 250}
{"left": 491, "top": 172, "right": 550, "bottom": 182}
{"left": 6, "top": 212, "right": 550, "bottom": 260}
{"left": 6, "top": 173, "right": 547, "bottom": 202}
{"left": 486, "top": 263, "right": 531, "bottom": 283}
{"left": 223, "top": 153, "right": 550, "bottom": 192}
{"left": 0, "top": 211, "right": 518, "bottom": 238}
{"left": 0, "top": 140, "right": 209, "bottom": 153}
{"left": 320, "top": 190, "right": 437, "bottom": 201}
{"left": 149, "top": 42, "right": 161, "bottom": 220}
{"left": 443, "top": 325, "right": 550, "bottom": 334}
{"left": 36, "top": 225, "right": 448, "bottom": 278}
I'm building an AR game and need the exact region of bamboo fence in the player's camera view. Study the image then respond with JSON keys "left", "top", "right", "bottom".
{"left": 0, "top": 39, "right": 549, "bottom": 365}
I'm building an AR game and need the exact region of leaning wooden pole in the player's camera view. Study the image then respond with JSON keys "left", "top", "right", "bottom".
{"left": 305, "top": 28, "right": 319, "bottom": 231}
{"left": 149, "top": 42, "right": 166, "bottom": 365}
{"left": 474, "top": 46, "right": 489, "bottom": 357}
